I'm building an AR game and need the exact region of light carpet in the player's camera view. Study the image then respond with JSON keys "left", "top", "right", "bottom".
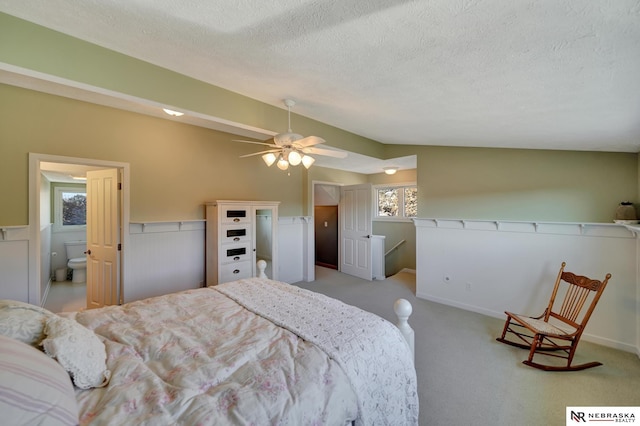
{"left": 294, "top": 266, "right": 640, "bottom": 426}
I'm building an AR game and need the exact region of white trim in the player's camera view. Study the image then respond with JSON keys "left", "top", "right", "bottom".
{"left": 0, "top": 226, "right": 29, "bottom": 241}
{"left": 413, "top": 218, "right": 635, "bottom": 238}
{"left": 129, "top": 220, "right": 205, "bottom": 234}
{"left": 417, "top": 291, "right": 637, "bottom": 354}
{"left": 29, "top": 153, "right": 130, "bottom": 306}
{"left": 0, "top": 63, "right": 275, "bottom": 141}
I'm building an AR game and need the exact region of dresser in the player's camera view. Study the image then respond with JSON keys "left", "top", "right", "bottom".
{"left": 205, "top": 200, "right": 279, "bottom": 285}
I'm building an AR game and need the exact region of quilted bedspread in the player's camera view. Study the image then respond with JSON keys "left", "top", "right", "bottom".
{"left": 70, "top": 278, "right": 417, "bottom": 425}
{"left": 216, "top": 278, "right": 419, "bottom": 426}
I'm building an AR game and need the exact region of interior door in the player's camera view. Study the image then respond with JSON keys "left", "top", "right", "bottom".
{"left": 340, "top": 183, "right": 373, "bottom": 280}
{"left": 86, "top": 169, "right": 119, "bottom": 309}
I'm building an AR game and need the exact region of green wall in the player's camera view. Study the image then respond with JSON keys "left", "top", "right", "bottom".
{"left": 416, "top": 146, "right": 637, "bottom": 222}
{"left": 0, "top": 12, "right": 385, "bottom": 159}
{"left": 2, "top": 11, "right": 639, "bottom": 277}
{"left": 0, "top": 84, "right": 308, "bottom": 224}
{"left": 2, "top": 83, "right": 638, "bottom": 274}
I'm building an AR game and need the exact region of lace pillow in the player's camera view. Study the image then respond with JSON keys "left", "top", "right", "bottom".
{"left": 0, "top": 299, "right": 56, "bottom": 346}
{"left": 42, "top": 316, "right": 111, "bottom": 389}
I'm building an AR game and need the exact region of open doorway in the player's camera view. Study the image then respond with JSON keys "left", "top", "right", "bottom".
{"left": 314, "top": 206, "right": 338, "bottom": 269}
{"left": 28, "top": 153, "right": 130, "bottom": 308}
{"left": 313, "top": 182, "right": 341, "bottom": 270}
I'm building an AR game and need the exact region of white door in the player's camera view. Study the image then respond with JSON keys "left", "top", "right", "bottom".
{"left": 86, "top": 169, "right": 119, "bottom": 309}
{"left": 340, "top": 184, "right": 373, "bottom": 280}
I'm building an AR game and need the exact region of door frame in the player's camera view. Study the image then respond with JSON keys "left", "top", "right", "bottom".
{"left": 28, "top": 153, "right": 130, "bottom": 306}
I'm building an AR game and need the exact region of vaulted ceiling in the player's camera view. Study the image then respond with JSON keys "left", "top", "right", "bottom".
{"left": 1, "top": 0, "right": 639, "bottom": 153}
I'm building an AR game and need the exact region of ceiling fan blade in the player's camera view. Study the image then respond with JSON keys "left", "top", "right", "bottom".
{"left": 294, "top": 135, "right": 325, "bottom": 147}
{"left": 302, "top": 147, "right": 348, "bottom": 158}
{"left": 233, "top": 139, "right": 277, "bottom": 147}
{"left": 239, "top": 149, "right": 281, "bottom": 158}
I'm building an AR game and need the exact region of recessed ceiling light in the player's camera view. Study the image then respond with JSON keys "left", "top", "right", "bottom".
{"left": 163, "top": 108, "right": 184, "bottom": 117}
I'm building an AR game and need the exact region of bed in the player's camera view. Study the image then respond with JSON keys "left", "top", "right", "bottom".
{"left": 0, "top": 277, "right": 418, "bottom": 425}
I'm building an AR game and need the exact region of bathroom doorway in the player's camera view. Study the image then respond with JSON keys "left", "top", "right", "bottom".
{"left": 29, "top": 153, "right": 129, "bottom": 308}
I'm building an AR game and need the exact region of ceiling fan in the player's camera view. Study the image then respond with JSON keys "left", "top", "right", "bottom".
{"left": 234, "top": 99, "right": 347, "bottom": 171}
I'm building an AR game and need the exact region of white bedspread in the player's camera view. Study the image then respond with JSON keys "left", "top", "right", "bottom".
{"left": 216, "top": 278, "right": 419, "bottom": 426}
{"left": 72, "top": 286, "right": 359, "bottom": 425}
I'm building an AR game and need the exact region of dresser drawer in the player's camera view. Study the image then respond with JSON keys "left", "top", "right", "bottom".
{"left": 221, "top": 243, "right": 251, "bottom": 263}
{"left": 220, "top": 205, "right": 251, "bottom": 224}
{"left": 221, "top": 224, "right": 251, "bottom": 244}
{"left": 220, "top": 261, "right": 252, "bottom": 282}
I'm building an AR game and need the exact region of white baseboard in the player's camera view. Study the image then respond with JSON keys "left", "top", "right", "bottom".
{"left": 417, "top": 291, "right": 638, "bottom": 354}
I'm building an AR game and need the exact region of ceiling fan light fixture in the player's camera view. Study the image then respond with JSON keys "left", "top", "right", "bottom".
{"left": 235, "top": 99, "right": 337, "bottom": 171}
{"left": 383, "top": 166, "right": 399, "bottom": 175}
{"left": 302, "top": 155, "right": 315, "bottom": 169}
{"left": 262, "top": 152, "right": 277, "bottom": 167}
{"left": 276, "top": 155, "right": 289, "bottom": 170}
{"left": 287, "top": 150, "right": 302, "bottom": 166}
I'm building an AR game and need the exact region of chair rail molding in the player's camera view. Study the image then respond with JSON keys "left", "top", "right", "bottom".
{"left": 0, "top": 225, "right": 29, "bottom": 241}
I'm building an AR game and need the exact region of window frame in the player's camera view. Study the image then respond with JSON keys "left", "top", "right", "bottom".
{"left": 373, "top": 182, "right": 417, "bottom": 222}
{"left": 53, "top": 185, "right": 87, "bottom": 232}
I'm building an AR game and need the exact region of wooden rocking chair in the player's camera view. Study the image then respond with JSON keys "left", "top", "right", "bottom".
{"left": 496, "top": 262, "right": 611, "bottom": 371}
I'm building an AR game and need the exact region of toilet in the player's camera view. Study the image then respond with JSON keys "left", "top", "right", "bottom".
{"left": 64, "top": 241, "right": 87, "bottom": 283}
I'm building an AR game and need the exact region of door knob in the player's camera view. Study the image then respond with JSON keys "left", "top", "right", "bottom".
{"left": 85, "top": 249, "right": 92, "bottom": 255}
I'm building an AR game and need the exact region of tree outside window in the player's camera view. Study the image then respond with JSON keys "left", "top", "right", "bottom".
{"left": 53, "top": 186, "right": 87, "bottom": 231}
{"left": 375, "top": 184, "right": 417, "bottom": 220}
{"left": 62, "top": 192, "right": 86, "bottom": 226}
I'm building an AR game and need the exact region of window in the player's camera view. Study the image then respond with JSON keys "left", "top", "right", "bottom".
{"left": 53, "top": 186, "right": 86, "bottom": 231}
{"left": 375, "top": 184, "right": 417, "bottom": 220}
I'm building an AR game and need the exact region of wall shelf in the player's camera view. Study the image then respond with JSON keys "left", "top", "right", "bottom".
{"left": 0, "top": 225, "right": 29, "bottom": 241}
{"left": 129, "top": 220, "right": 205, "bottom": 234}
{"left": 413, "top": 218, "right": 634, "bottom": 238}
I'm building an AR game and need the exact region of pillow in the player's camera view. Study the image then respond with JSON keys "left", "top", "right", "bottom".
{"left": 42, "top": 316, "right": 111, "bottom": 390}
{"left": 0, "top": 335, "right": 79, "bottom": 426}
{"left": 0, "top": 299, "right": 56, "bottom": 346}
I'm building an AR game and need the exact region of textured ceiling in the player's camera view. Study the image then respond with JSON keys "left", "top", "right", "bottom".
{"left": 1, "top": 0, "right": 639, "bottom": 153}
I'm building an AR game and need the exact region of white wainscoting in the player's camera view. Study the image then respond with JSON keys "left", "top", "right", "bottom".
{"left": 277, "top": 216, "right": 314, "bottom": 284}
{"left": 125, "top": 217, "right": 311, "bottom": 302}
{"left": 126, "top": 221, "right": 206, "bottom": 303}
{"left": 40, "top": 224, "right": 52, "bottom": 303}
{"left": 414, "top": 219, "right": 638, "bottom": 354}
{"left": 4, "top": 217, "right": 312, "bottom": 307}
{"left": 0, "top": 226, "right": 30, "bottom": 302}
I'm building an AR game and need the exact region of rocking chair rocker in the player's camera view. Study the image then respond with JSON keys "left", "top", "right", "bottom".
{"left": 496, "top": 262, "right": 611, "bottom": 371}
